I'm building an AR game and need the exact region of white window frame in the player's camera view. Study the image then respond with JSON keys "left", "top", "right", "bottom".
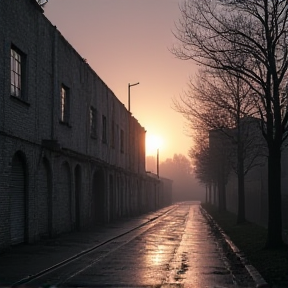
{"left": 11, "top": 47, "right": 24, "bottom": 99}
{"left": 90, "top": 106, "right": 97, "bottom": 138}
{"left": 60, "top": 85, "right": 70, "bottom": 124}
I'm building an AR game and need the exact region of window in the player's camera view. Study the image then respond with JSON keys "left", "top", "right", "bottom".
{"left": 60, "top": 85, "right": 70, "bottom": 124}
{"left": 11, "top": 47, "right": 25, "bottom": 99}
{"left": 90, "top": 107, "right": 97, "bottom": 138}
{"left": 120, "top": 129, "right": 124, "bottom": 153}
{"left": 102, "top": 115, "right": 107, "bottom": 143}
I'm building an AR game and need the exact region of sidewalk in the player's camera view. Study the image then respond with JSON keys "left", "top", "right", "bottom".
{"left": 0, "top": 207, "right": 172, "bottom": 287}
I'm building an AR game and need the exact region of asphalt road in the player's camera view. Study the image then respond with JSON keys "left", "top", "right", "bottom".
{"left": 23, "top": 202, "right": 255, "bottom": 287}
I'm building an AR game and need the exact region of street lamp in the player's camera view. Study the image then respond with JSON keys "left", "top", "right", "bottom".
{"left": 128, "top": 82, "right": 139, "bottom": 112}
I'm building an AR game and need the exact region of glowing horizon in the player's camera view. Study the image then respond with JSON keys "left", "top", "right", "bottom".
{"left": 146, "top": 133, "right": 163, "bottom": 157}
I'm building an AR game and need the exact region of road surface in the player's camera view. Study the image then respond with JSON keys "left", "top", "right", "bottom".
{"left": 23, "top": 202, "right": 254, "bottom": 287}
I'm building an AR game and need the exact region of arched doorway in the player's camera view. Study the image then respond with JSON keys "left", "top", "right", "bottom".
{"left": 109, "top": 174, "right": 115, "bottom": 221}
{"left": 120, "top": 177, "right": 125, "bottom": 216}
{"left": 10, "top": 152, "right": 26, "bottom": 245}
{"left": 59, "top": 162, "right": 72, "bottom": 233}
{"left": 92, "top": 168, "right": 105, "bottom": 225}
{"left": 38, "top": 158, "right": 52, "bottom": 238}
{"left": 74, "top": 165, "right": 82, "bottom": 231}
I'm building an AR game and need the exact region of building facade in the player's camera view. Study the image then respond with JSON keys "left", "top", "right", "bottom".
{"left": 0, "top": 0, "right": 171, "bottom": 251}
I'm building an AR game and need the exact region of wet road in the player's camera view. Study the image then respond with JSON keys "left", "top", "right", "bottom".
{"left": 27, "top": 202, "right": 254, "bottom": 287}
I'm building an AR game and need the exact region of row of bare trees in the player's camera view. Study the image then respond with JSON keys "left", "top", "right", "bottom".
{"left": 172, "top": 0, "right": 288, "bottom": 249}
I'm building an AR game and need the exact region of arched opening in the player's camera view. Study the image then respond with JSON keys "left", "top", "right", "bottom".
{"left": 10, "top": 152, "right": 27, "bottom": 245}
{"left": 130, "top": 179, "right": 135, "bottom": 215}
{"left": 117, "top": 176, "right": 121, "bottom": 217}
{"left": 38, "top": 158, "right": 52, "bottom": 238}
{"left": 120, "top": 177, "right": 125, "bottom": 216}
{"left": 122, "top": 177, "right": 127, "bottom": 216}
{"left": 74, "top": 165, "right": 82, "bottom": 231}
{"left": 137, "top": 179, "right": 141, "bottom": 214}
{"left": 59, "top": 162, "right": 72, "bottom": 233}
{"left": 109, "top": 174, "right": 115, "bottom": 221}
{"left": 92, "top": 168, "right": 105, "bottom": 225}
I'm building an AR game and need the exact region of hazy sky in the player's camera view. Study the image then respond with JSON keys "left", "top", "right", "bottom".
{"left": 44, "top": 0, "right": 197, "bottom": 161}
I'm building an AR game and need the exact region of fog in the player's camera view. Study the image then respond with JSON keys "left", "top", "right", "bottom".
{"left": 146, "top": 154, "right": 206, "bottom": 203}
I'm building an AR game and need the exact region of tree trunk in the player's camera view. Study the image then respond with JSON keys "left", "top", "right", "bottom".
{"left": 213, "top": 182, "right": 217, "bottom": 206}
{"left": 237, "top": 142, "right": 246, "bottom": 224}
{"left": 222, "top": 179, "right": 226, "bottom": 211}
{"left": 237, "top": 169, "right": 245, "bottom": 224}
{"left": 217, "top": 181, "right": 222, "bottom": 212}
{"left": 266, "top": 144, "right": 283, "bottom": 248}
{"left": 218, "top": 168, "right": 226, "bottom": 212}
{"left": 208, "top": 183, "right": 212, "bottom": 203}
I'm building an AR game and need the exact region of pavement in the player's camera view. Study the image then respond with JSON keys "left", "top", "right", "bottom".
{"left": 0, "top": 204, "right": 269, "bottom": 288}
{"left": 200, "top": 207, "right": 270, "bottom": 288}
{"left": 0, "top": 206, "right": 173, "bottom": 287}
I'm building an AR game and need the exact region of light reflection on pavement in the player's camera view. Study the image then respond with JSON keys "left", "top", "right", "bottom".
{"left": 62, "top": 202, "right": 254, "bottom": 287}
{"left": 166, "top": 204, "right": 235, "bottom": 287}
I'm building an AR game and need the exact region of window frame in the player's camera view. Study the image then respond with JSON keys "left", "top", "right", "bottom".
{"left": 90, "top": 106, "right": 97, "bottom": 138}
{"left": 10, "top": 46, "right": 26, "bottom": 101}
{"left": 60, "top": 84, "right": 70, "bottom": 125}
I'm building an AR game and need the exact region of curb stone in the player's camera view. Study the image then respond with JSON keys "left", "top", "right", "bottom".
{"left": 200, "top": 207, "right": 270, "bottom": 288}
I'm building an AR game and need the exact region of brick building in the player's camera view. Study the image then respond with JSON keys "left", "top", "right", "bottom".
{"left": 0, "top": 0, "right": 171, "bottom": 251}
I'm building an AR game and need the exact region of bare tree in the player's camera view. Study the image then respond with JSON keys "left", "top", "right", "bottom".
{"left": 175, "top": 68, "right": 265, "bottom": 221}
{"left": 172, "top": 0, "right": 288, "bottom": 248}
{"left": 189, "top": 131, "right": 215, "bottom": 204}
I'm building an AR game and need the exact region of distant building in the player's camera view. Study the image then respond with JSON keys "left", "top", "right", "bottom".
{"left": 0, "top": 0, "right": 171, "bottom": 252}
{"left": 208, "top": 118, "right": 288, "bottom": 233}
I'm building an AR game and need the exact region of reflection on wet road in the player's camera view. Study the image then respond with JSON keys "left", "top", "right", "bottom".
{"left": 58, "top": 202, "right": 253, "bottom": 287}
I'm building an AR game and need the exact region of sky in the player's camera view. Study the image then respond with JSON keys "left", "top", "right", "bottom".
{"left": 44, "top": 0, "right": 197, "bottom": 162}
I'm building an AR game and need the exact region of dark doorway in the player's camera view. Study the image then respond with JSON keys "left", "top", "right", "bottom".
{"left": 74, "top": 165, "right": 82, "bottom": 231}
{"left": 38, "top": 158, "right": 52, "bottom": 238}
{"left": 10, "top": 152, "right": 26, "bottom": 245}
{"left": 92, "top": 169, "right": 105, "bottom": 225}
{"left": 59, "top": 162, "right": 72, "bottom": 233}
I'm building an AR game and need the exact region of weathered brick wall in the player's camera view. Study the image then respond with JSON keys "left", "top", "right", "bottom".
{"left": 51, "top": 31, "right": 145, "bottom": 172}
{"left": 3, "top": 1, "right": 42, "bottom": 142}
{"left": 0, "top": 0, "right": 49, "bottom": 250}
{"left": 0, "top": 0, "right": 168, "bottom": 252}
{"left": 0, "top": 135, "right": 41, "bottom": 249}
{"left": 0, "top": 136, "right": 10, "bottom": 250}
{"left": 2, "top": 0, "right": 145, "bottom": 172}
{"left": 0, "top": 0, "right": 5, "bottom": 251}
{"left": 0, "top": 1, "right": 5, "bottom": 132}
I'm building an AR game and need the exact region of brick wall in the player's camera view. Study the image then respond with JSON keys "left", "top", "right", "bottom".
{"left": 0, "top": 0, "right": 169, "bottom": 252}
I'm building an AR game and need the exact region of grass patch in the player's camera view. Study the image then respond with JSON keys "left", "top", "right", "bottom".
{"left": 202, "top": 203, "right": 288, "bottom": 287}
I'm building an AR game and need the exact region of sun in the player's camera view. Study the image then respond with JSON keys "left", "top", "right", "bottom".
{"left": 146, "top": 134, "right": 163, "bottom": 156}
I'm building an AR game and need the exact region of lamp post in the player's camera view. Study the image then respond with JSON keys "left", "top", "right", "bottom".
{"left": 128, "top": 82, "right": 139, "bottom": 112}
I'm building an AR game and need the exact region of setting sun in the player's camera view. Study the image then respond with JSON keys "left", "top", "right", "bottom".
{"left": 146, "top": 134, "right": 163, "bottom": 156}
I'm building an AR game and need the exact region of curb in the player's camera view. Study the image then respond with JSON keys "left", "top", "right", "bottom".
{"left": 200, "top": 207, "right": 270, "bottom": 288}
{"left": 10, "top": 205, "right": 177, "bottom": 286}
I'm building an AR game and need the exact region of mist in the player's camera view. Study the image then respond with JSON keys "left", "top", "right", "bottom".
{"left": 146, "top": 154, "right": 206, "bottom": 203}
